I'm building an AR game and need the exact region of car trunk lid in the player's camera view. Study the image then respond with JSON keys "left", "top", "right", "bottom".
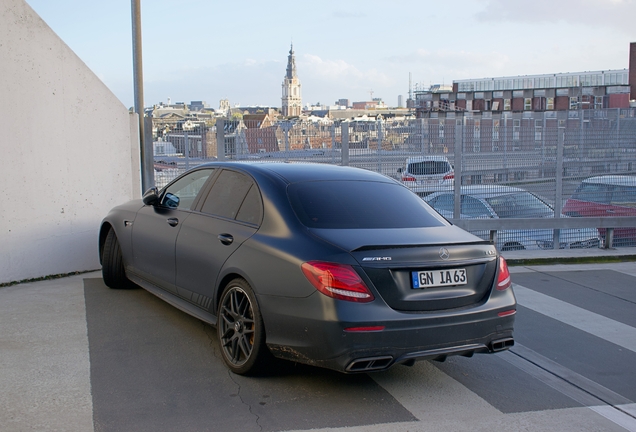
{"left": 310, "top": 226, "right": 498, "bottom": 311}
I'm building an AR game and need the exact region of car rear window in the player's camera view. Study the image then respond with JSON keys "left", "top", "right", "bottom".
{"left": 572, "top": 183, "right": 612, "bottom": 204}
{"left": 287, "top": 181, "right": 446, "bottom": 229}
{"left": 574, "top": 182, "right": 636, "bottom": 207}
{"left": 407, "top": 161, "right": 451, "bottom": 176}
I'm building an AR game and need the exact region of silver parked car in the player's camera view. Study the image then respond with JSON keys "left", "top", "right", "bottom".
{"left": 397, "top": 156, "right": 454, "bottom": 194}
{"left": 425, "top": 185, "right": 600, "bottom": 251}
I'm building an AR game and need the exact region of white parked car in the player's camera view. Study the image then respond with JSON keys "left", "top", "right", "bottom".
{"left": 397, "top": 156, "right": 454, "bottom": 195}
{"left": 425, "top": 185, "right": 600, "bottom": 251}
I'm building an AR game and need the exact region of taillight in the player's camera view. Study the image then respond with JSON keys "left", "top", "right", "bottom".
{"left": 344, "top": 326, "right": 385, "bottom": 332}
{"left": 498, "top": 310, "right": 516, "bottom": 317}
{"left": 443, "top": 172, "right": 455, "bottom": 180}
{"left": 301, "top": 261, "right": 374, "bottom": 303}
{"left": 496, "top": 256, "right": 511, "bottom": 290}
{"left": 402, "top": 175, "right": 416, "bottom": 182}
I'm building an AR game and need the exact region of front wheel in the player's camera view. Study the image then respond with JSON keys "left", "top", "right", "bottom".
{"left": 101, "top": 229, "right": 134, "bottom": 289}
{"left": 217, "top": 278, "right": 269, "bottom": 375}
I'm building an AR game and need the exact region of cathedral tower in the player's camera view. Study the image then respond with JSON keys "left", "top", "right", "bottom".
{"left": 281, "top": 45, "right": 302, "bottom": 117}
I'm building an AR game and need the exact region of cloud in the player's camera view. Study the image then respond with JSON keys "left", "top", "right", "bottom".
{"left": 387, "top": 48, "right": 511, "bottom": 83}
{"left": 331, "top": 10, "right": 366, "bottom": 18}
{"left": 141, "top": 60, "right": 284, "bottom": 108}
{"left": 300, "top": 54, "right": 393, "bottom": 86}
{"left": 475, "top": 0, "right": 635, "bottom": 33}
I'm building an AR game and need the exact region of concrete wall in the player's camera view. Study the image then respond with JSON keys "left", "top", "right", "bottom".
{"left": 0, "top": 0, "right": 141, "bottom": 284}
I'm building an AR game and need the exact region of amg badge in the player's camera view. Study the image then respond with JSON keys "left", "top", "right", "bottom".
{"left": 362, "top": 257, "right": 392, "bottom": 261}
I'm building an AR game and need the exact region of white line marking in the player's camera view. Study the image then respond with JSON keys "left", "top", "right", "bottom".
{"left": 513, "top": 284, "right": 636, "bottom": 353}
{"left": 590, "top": 406, "right": 636, "bottom": 432}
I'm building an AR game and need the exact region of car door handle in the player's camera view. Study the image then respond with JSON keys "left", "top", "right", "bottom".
{"left": 218, "top": 233, "right": 234, "bottom": 245}
{"left": 167, "top": 218, "right": 179, "bottom": 227}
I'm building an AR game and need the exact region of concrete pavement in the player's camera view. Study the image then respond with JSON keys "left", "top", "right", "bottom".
{"left": 2, "top": 249, "right": 636, "bottom": 432}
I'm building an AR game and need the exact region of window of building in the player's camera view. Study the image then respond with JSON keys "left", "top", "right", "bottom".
{"left": 524, "top": 98, "right": 532, "bottom": 110}
{"left": 513, "top": 119, "right": 520, "bottom": 141}
{"left": 504, "top": 99, "right": 511, "bottom": 111}
{"left": 595, "top": 96, "right": 604, "bottom": 109}
{"left": 535, "top": 120, "right": 542, "bottom": 142}
{"left": 569, "top": 97, "right": 578, "bottom": 110}
{"left": 546, "top": 97, "right": 554, "bottom": 110}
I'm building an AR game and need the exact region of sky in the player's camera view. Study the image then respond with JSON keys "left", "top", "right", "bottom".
{"left": 25, "top": 0, "right": 636, "bottom": 110}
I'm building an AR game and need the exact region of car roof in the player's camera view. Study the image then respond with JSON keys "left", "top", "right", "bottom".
{"left": 197, "top": 161, "right": 397, "bottom": 184}
{"left": 431, "top": 185, "right": 527, "bottom": 199}
{"left": 581, "top": 175, "right": 636, "bottom": 187}
{"left": 406, "top": 155, "right": 450, "bottom": 163}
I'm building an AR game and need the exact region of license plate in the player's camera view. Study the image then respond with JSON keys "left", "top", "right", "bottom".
{"left": 412, "top": 268, "right": 467, "bottom": 289}
{"left": 418, "top": 179, "right": 436, "bottom": 185}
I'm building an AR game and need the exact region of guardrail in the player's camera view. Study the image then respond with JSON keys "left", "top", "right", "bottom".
{"left": 449, "top": 217, "right": 636, "bottom": 249}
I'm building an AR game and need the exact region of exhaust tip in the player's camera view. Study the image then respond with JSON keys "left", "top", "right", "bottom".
{"left": 489, "top": 338, "right": 514, "bottom": 352}
{"left": 346, "top": 356, "right": 393, "bottom": 372}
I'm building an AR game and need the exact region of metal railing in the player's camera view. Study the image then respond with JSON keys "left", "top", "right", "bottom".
{"left": 150, "top": 108, "right": 636, "bottom": 249}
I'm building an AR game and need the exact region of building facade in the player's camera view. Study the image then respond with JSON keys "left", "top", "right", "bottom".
{"left": 416, "top": 69, "right": 630, "bottom": 118}
{"left": 281, "top": 45, "right": 302, "bottom": 117}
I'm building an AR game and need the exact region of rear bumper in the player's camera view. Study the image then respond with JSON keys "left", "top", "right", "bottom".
{"left": 259, "top": 288, "right": 516, "bottom": 373}
{"left": 344, "top": 335, "right": 514, "bottom": 373}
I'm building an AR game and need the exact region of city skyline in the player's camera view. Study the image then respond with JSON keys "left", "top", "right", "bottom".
{"left": 25, "top": 0, "right": 635, "bottom": 110}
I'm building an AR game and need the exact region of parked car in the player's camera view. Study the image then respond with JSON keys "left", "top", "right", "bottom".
{"left": 425, "top": 185, "right": 600, "bottom": 251}
{"left": 562, "top": 175, "right": 636, "bottom": 246}
{"left": 99, "top": 162, "right": 515, "bottom": 375}
{"left": 397, "top": 156, "right": 454, "bottom": 195}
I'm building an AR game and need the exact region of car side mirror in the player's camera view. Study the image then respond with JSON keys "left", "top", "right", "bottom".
{"left": 397, "top": 167, "right": 403, "bottom": 173}
{"left": 142, "top": 187, "right": 160, "bottom": 206}
{"left": 163, "top": 193, "right": 180, "bottom": 209}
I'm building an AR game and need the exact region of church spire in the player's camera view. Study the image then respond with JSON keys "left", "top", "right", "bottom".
{"left": 282, "top": 44, "right": 301, "bottom": 117}
{"left": 286, "top": 44, "right": 296, "bottom": 79}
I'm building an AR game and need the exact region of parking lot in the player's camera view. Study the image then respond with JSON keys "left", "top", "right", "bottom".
{"left": 2, "top": 256, "right": 636, "bottom": 432}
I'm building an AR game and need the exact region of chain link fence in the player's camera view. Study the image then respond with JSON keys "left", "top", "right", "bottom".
{"left": 150, "top": 108, "right": 636, "bottom": 249}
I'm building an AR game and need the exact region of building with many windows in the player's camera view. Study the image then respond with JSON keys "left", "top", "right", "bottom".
{"left": 415, "top": 43, "right": 635, "bottom": 117}
{"left": 416, "top": 69, "right": 630, "bottom": 117}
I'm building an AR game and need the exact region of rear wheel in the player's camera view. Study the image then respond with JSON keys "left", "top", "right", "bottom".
{"left": 217, "top": 278, "right": 269, "bottom": 375}
{"left": 102, "top": 229, "right": 134, "bottom": 289}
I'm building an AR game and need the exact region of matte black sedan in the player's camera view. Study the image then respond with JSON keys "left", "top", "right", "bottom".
{"left": 99, "top": 162, "right": 516, "bottom": 375}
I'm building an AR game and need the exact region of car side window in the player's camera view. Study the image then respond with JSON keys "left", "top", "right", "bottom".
{"left": 610, "top": 186, "right": 636, "bottom": 207}
{"left": 161, "top": 168, "right": 214, "bottom": 210}
{"left": 201, "top": 170, "right": 262, "bottom": 224}
{"left": 434, "top": 194, "right": 454, "bottom": 212}
{"left": 461, "top": 196, "right": 490, "bottom": 217}
{"left": 575, "top": 183, "right": 611, "bottom": 204}
{"left": 236, "top": 185, "right": 263, "bottom": 225}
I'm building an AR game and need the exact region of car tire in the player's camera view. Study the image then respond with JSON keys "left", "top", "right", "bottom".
{"left": 502, "top": 242, "right": 525, "bottom": 251}
{"left": 102, "top": 229, "right": 134, "bottom": 289}
{"left": 217, "top": 278, "right": 270, "bottom": 375}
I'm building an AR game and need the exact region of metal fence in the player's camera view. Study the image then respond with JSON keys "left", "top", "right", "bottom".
{"left": 151, "top": 108, "right": 636, "bottom": 249}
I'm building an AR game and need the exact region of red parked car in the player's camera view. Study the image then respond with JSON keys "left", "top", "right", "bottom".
{"left": 562, "top": 175, "right": 636, "bottom": 246}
